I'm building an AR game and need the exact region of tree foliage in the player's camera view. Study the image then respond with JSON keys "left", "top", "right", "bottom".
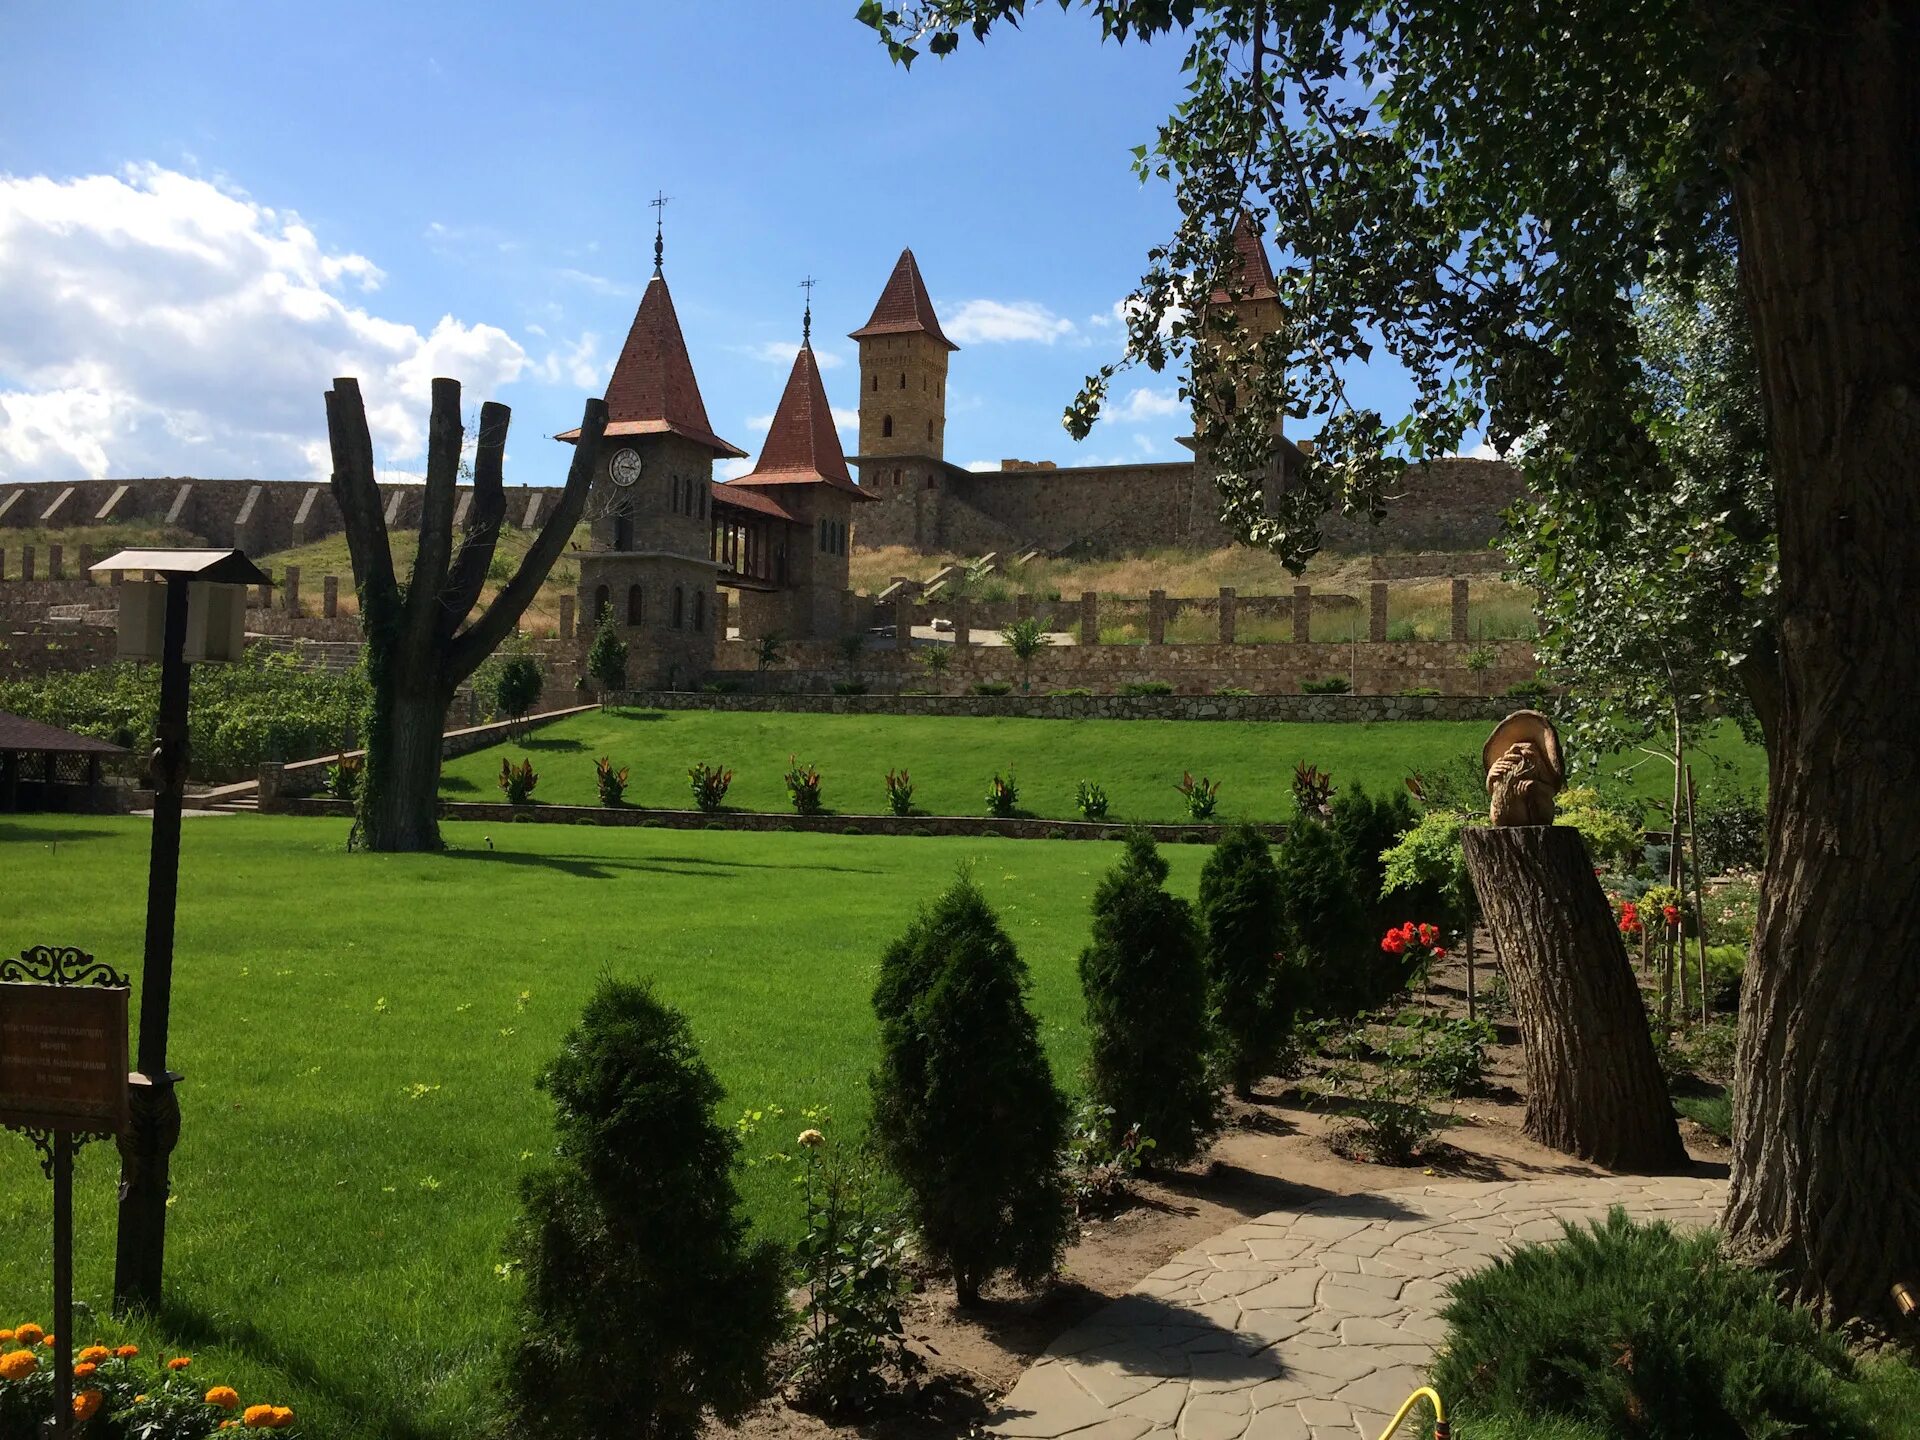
{"left": 1197, "top": 822, "right": 1289, "bottom": 1096}
{"left": 587, "top": 606, "right": 628, "bottom": 693}
{"left": 1079, "top": 830, "right": 1217, "bottom": 1159}
{"left": 870, "top": 873, "right": 1070, "bottom": 1304}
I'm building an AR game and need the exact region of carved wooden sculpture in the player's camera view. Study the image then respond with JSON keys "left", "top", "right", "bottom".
{"left": 1461, "top": 711, "right": 1687, "bottom": 1170}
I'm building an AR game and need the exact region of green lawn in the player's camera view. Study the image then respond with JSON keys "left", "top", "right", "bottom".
{"left": 0, "top": 814, "right": 1199, "bottom": 1439}
{"left": 444, "top": 709, "right": 1766, "bottom": 822}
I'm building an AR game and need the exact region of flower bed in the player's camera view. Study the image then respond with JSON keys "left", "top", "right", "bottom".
{"left": 0, "top": 1325, "right": 298, "bottom": 1436}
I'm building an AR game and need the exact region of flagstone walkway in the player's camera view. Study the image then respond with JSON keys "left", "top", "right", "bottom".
{"left": 990, "top": 1175, "right": 1727, "bottom": 1440}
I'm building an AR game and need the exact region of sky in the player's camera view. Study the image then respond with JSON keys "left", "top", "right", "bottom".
{"left": 0, "top": 1, "right": 1428, "bottom": 487}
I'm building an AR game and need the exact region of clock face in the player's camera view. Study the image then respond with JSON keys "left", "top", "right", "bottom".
{"left": 609, "top": 448, "right": 643, "bottom": 487}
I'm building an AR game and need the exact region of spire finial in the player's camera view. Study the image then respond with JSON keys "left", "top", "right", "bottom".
{"left": 799, "top": 275, "right": 816, "bottom": 345}
{"left": 649, "top": 191, "right": 671, "bottom": 276}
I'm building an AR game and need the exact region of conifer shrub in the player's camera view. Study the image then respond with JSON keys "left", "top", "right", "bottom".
{"left": 586, "top": 607, "right": 628, "bottom": 693}
{"left": 1329, "top": 783, "right": 1419, "bottom": 926}
{"left": 1198, "top": 822, "right": 1290, "bottom": 1097}
{"left": 870, "top": 874, "right": 1070, "bottom": 1305}
{"left": 1272, "top": 819, "right": 1378, "bottom": 1017}
{"left": 502, "top": 978, "right": 787, "bottom": 1440}
{"left": 1433, "top": 1210, "right": 1874, "bottom": 1439}
{"left": 1078, "top": 830, "right": 1216, "bottom": 1162}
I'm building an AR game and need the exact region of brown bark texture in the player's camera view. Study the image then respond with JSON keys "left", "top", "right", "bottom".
{"left": 1463, "top": 825, "right": 1687, "bottom": 1173}
{"left": 324, "top": 377, "right": 607, "bottom": 852}
{"left": 1718, "top": 0, "right": 1920, "bottom": 1327}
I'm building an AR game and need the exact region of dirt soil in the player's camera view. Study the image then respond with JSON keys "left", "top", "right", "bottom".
{"left": 716, "top": 939, "right": 1730, "bottom": 1440}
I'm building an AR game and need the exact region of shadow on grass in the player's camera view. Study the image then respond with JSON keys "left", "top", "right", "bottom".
{"left": 440, "top": 776, "right": 478, "bottom": 794}
{"left": 0, "top": 824, "right": 122, "bottom": 845}
{"left": 155, "top": 1298, "right": 444, "bottom": 1440}
{"left": 515, "top": 736, "right": 586, "bottom": 753}
{"left": 444, "top": 847, "right": 883, "bottom": 881}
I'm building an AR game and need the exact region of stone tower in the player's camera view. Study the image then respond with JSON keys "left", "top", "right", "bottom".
{"left": 848, "top": 249, "right": 958, "bottom": 512}
{"left": 559, "top": 232, "right": 744, "bottom": 689}
{"left": 728, "top": 301, "right": 874, "bottom": 640}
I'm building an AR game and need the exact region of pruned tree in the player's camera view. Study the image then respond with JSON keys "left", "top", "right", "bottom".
{"left": 324, "top": 377, "right": 607, "bottom": 851}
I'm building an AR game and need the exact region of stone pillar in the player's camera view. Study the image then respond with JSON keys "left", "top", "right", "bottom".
{"left": 257, "top": 762, "right": 284, "bottom": 809}
{"left": 712, "top": 590, "right": 728, "bottom": 639}
{"left": 894, "top": 597, "right": 913, "bottom": 650}
{"left": 323, "top": 575, "right": 339, "bottom": 619}
{"left": 47, "top": 544, "right": 62, "bottom": 580}
{"left": 1292, "top": 585, "right": 1312, "bottom": 643}
{"left": 1370, "top": 582, "right": 1389, "bottom": 642}
{"left": 283, "top": 565, "right": 301, "bottom": 614}
{"left": 1080, "top": 591, "right": 1099, "bottom": 646}
{"left": 1218, "top": 587, "right": 1237, "bottom": 644}
{"left": 254, "top": 574, "right": 272, "bottom": 610}
{"left": 21, "top": 546, "right": 33, "bottom": 581}
{"left": 952, "top": 597, "right": 971, "bottom": 649}
{"left": 559, "top": 593, "right": 575, "bottom": 641}
{"left": 1148, "top": 589, "right": 1167, "bottom": 645}
{"left": 0, "top": 550, "right": 6, "bottom": 580}
{"left": 1451, "top": 577, "right": 1471, "bottom": 642}
{"left": 1018, "top": 592, "right": 1035, "bottom": 621}
{"left": 77, "top": 543, "right": 94, "bottom": 583}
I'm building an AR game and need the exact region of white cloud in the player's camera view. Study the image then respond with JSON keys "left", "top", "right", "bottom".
{"left": 1465, "top": 438, "right": 1502, "bottom": 460}
{"left": 531, "top": 332, "right": 605, "bottom": 392}
{"left": 555, "top": 267, "right": 637, "bottom": 298}
{"left": 965, "top": 459, "right": 1001, "bottom": 472}
{"left": 716, "top": 457, "right": 755, "bottom": 481}
{"left": 1094, "top": 296, "right": 1180, "bottom": 338}
{"left": 745, "top": 405, "right": 860, "bottom": 437}
{"left": 942, "top": 299, "right": 1077, "bottom": 346}
{"left": 0, "top": 164, "right": 527, "bottom": 481}
{"left": 733, "top": 340, "right": 844, "bottom": 370}
{"left": 1106, "top": 386, "right": 1183, "bottom": 423}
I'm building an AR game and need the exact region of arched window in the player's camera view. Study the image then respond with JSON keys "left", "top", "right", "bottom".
{"left": 672, "top": 585, "right": 685, "bottom": 629}
{"left": 927, "top": 474, "right": 939, "bottom": 491}
{"left": 627, "top": 584, "right": 644, "bottom": 625}
{"left": 898, "top": 372, "right": 906, "bottom": 389}
{"left": 819, "top": 517, "right": 828, "bottom": 550}
{"left": 693, "top": 589, "right": 706, "bottom": 631}
{"left": 613, "top": 509, "right": 633, "bottom": 550}
{"left": 593, "top": 584, "right": 610, "bottom": 621}
{"left": 882, "top": 415, "right": 893, "bottom": 438}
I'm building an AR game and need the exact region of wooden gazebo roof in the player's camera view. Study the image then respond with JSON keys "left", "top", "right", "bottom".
{"left": 0, "top": 713, "right": 128, "bottom": 757}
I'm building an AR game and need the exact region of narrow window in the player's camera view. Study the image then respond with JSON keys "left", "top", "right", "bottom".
{"left": 819, "top": 517, "right": 828, "bottom": 550}
{"left": 593, "top": 584, "right": 610, "bottom": 621}
{"left": 898, "top": 372, "right": 906, "bottom": 389}
{"left": 871, "top": 374, "right": 879, "bottom": 392}
{"left": 927, "top": 474, "right": 938, "bottom": 491}
{"left": 927, "top": 418, "right": 934, "bottom": 442}
{"left": 672, "top": 585, "right": 684, "bottom": 629}
{"left": 882, "top": 415, "right": 893, "bottom": 438}
{"left": 693, "top": 590, "right": 706, "bottom": 631}
{"left": 627, "top": 584, "right": 644, "bottom": 625}
{"left": 613, "top": 510, "right": 633, "bottom": 550}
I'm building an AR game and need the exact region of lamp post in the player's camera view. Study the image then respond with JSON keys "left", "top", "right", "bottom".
{"left": 90, "top": 548, "right": 269, "bottom": 1315}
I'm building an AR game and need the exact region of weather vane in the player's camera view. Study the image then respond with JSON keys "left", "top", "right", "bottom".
{"left": 650, "top": 191, "right": 671, "bottom": 276}
{"left": 800, "top": 275, "right": 816, "bottom": 344}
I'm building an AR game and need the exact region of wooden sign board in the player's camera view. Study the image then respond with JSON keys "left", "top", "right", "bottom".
{"left": 0, "top": 983, "right": 130, "bottom": 1135}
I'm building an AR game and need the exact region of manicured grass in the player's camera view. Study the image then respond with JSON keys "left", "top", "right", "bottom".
{"left": 444, "top": 709, "right": 1766, "bottom": 821}
{"left": 0, "top": 813, "right": 1201, "bottom": 1439}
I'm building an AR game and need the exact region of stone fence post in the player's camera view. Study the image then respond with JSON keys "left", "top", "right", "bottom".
{"left": 47, "top": 544, "right": 62, "bottom": 580}
{"left": 952, "top": 598, "right": 971, "bottom": 649}
{"left": 254, "top": 572, "right": 272, "bottom": 610}
{"left": 1370, "top": 582, "right": 1389, "bottom": 642}
{"left": 257, "top": 762, "right": 284, "bottom": 809}
{"left": 894, "top": 597, "right": 914, "bottom": 650}
{"left": 283, "top": 565, "right": 301, "bottom": 615}
{"left": 22, "top": 546, "right": 34, "bottom": 581}
{"left": 1018, "top": 592, "right": 1035, "bottom": 622}
{"left": 1218, "top": 587, "right": 1237, "bottom": 644}
{"left": 77, "top": 543, "right": 94, "bottom": 582}
{"left": 1451, "top": 578, "right": 1471, "bottom": 642}
{"left": 323, "top": 575, "right": 339, "bottom": 619}
{"left": 559, "top": 593, "right": 575, "bottom": 641}
{"left": 1292, "top": 585, "right": 1312, "bottom": 643}
{"left": 1079, "top": 591, "right": 1099, "bottom": 647}
{"left": 1148, "top": 589, "right": 1167, "bottom": 645}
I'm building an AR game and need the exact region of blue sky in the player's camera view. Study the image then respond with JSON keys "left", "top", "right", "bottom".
{"left": 0, "top": 1, "right": 1422, "bottom": 484}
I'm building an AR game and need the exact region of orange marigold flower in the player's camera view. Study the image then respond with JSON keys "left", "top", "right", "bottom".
{"left": 136, "top": 1395, "right": 150, "bottom": 1404}
{"left": 12, "top": 1325, "right": 42, "bottom": 1347}
{"left": 167, "top": 1356, "right": 193, "bottom": 1371}
{"left": 74, "top": 1362, "right": 98, "bottom": 1379}
{"left": 0, "top": 1331, "right": 12, "bottom": 1343}
{"left": 243, "top": 1403, "right": 278, "bottom": 1427}
{"left": 41, "top": 1336, "right": 54, "bottom": 1348}
{"left": 0, "top": 1349, "right": 37, "bottom": 1381}
{"left": 73, "top": 1390, "right": 103, "bottom": 1422}
{"left": 116, "top": 1345, "right": 140, "bottom": 1359}
{"left": 78, "top": 1345, "right": 111, "bottom": 1364}
{"left": 269, "top": 1406, "right": 296, "bottom": 1428}
{"left": 206, "top": 1386, "right": 242, "bottom": 1410}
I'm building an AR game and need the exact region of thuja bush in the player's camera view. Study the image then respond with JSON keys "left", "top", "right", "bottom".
{"left": 1198, "top": 822, "right": 1290, "bottom": 1097}
{"left": 1329, "top": 783, "right": 1419, "bottom": 931}
{"left": 1078, "top": 831, "right": 1216, "bottom": 1162}
{"left": 1433, "top": 1210, "right": 1875, "bottom": 1440}
{"left": 502, "top": 978, "right": 787, "bottom": 1440}
{"left": 870, "top": 873, "right": 1070, "bottom": 1305}
{"left": 586, "top": 608, "right": 627, "bottom": 693}
{"left": 1272, "top": 820, "right": 1378, "bottom": 1018}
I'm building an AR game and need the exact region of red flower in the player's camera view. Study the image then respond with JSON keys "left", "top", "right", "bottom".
{"left": 1662, "top": 904, "right": 1680, "bottom": 927}
{"left": 1434, "top": 946, "right": 1448, "bottom": 958}
{"left": 1618, "top": 901, "right": 1643, "bottom": 936}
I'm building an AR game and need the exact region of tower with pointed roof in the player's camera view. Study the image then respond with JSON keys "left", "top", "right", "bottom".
{"left": 847, "top": 250, "right": 957, "bottom": 528}
{"left": 560, "top": 213, "right": 743, "bottom": 687}
{"left": 727, "top": 294, "right": 874, "bottom": 639}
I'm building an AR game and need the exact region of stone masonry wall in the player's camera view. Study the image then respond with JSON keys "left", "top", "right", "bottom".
{"left": 614, "top": 688, "right": 1515, "bottom": 723}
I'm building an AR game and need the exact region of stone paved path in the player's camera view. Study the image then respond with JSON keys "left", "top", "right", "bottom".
{"left": 990, "top": 1176, "right": 1727, "bottom": 1440}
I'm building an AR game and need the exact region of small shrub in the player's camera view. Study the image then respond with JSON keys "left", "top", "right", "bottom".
{"left": 1432, "top": 1209, "right": 1873, "bottom": 1440}
{"left": 919, "top": 645, "right": 953, "bottom": 688}
{"left": 1400, "top": 685, "right": 1442, "bottom": 697}
{"left": 1556, "top": 786, "right": 1646, "bottom": 870}
{"left": 1176, "top": 771, "right": 1221, "bottom": 820}
{"left": 586, "top": 607, "right": 628, "bottom": 692}
{"left": 784, "top": 755, "right": 824, "bottom": 815}
{"left": 986, "top": 771, "right": 1019, "bottom": 817}
{"left": 1199, "top": 823, "right": 1290, "bottom": 1097}
{"left": 1121, "top": 680, "right": 1174, "bottom": 696}
{"left": 1702, "top": 944, "right": 1747, "bottom": 1012}
{"left": 502, "top": 979, "right": 788, "bottom": 1440}
{"left": 1300, "top": 676, "right": 1351, "bottom": 694}
{"left": 1389, "top": 1011, "right": 1494, "bottom": 1096}
{"left": 594, "top": 755, "right": 630, "bottom": 806}
{"left": 972, "top": 681, "right": 1012, "bottom": 697}
{"left": 1504, "top": 678, "right": 1552, "bottom": 702}
{"left": 755, "top": 633, "right": 785, "bottom": 671}
{"left": 1063, "top": 1099, "right": 1156, "bottom": 1216}
{"left": 870, "top": 873, "right": 1070, "bottom": 1305}
{"left": 689, "top": 762, "right": 732, "bottom": 813}
{"left": 493, "top": 650, "right": 543, "bottom": 731}
{"left": 1331, "top": 784, "right": 1419, "bottom": 928}
{"left": 1075, "top": 780, "right": 1110, "bottom": 820}
{"left": 1673, "top": 1090, "right": 1733, "bottom": 1140}
{"left": 1078, "top": 831, "right": 1217, "bottom": 1164}
{"left": 1274, "top": 820, "right": 1377, "bottom": 1017}
{"left": 1049, "top": 687, "right": 1093, "bottom": 698}
{"left": 1000, "top": 616, "right": 1052, "bottom": 692}
{"left": 1380, "top": 807, "right": 1482, "bottom": 939}
{"left": 1292, "top": 761, "right": 1335, "bottom": 820}
{"left": 1216, "top": 685, "right": 1254, "bottom": 696}
{"left": 884, "top": 768, "right": 914, "bottom": 816}
{"left": 1465, "top": 643, "right": 1497, "bottom": 674}
{"left": 499, "top": 757, "right": 538, "bottom": 803}
{"left": 831, "top": 681, "right": 869, "bottom": 696}
{"left": 701, "top": 680, "right": 741, "bottom": 694}
{"left": 323, "top": 751, "right": 362, "bottom": 801}
{"left": 1324, "top": 1054, "right": 1442, "bottom": 1165}
{"left": 1695, "top": 792, "right": 1767, "bottom": 873}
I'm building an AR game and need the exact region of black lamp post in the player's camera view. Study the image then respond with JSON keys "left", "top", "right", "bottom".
{"left": 90, "top": 548, "right": 269, "bottom": 1315}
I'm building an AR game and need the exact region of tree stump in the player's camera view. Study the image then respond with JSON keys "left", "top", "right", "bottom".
{"left": 1462, "top": 825, "right": 1686, "bottom": 1171}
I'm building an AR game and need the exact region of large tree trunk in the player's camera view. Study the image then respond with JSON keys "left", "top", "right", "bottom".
{"left": 358, "top": 673, "right": 453, "bottom": 852}
{"left": 1463, "top": 825, "right": 1687, "bottom": 1172}
{"left": 1718, "top": 1, "right": 1920, "bottom": 1326}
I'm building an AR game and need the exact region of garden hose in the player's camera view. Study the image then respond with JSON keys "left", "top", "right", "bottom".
{"left": 1375, "top": 1384, "right": 1448, "bottom": 1440}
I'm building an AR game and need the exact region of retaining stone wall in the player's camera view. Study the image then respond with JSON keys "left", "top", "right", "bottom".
{"left": 612, "top": 688, "right": 1517, "bottom": 723}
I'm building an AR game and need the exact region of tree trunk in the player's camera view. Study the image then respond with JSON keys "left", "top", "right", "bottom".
{"left": 358, "top": 673, "right": 452, "bottom": 852}
{"left": 1718, "top": 1, "right": 1920, "bottom": 1326}
{"left": 1463, "top": 826, "right": 1687, "bottom": 1172}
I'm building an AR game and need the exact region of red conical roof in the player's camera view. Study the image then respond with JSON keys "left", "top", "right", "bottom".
{"left": 1210, "top": 212, "right": 1280, "bottom": 304}
{"left": 848, "top": 249, "right": 957, "bottom": 351}
{"left": 556, "top": 272, "right": 744, "bottom": 456}
{"left": 732, "top": 342, "right": 872, "bottom": 501}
